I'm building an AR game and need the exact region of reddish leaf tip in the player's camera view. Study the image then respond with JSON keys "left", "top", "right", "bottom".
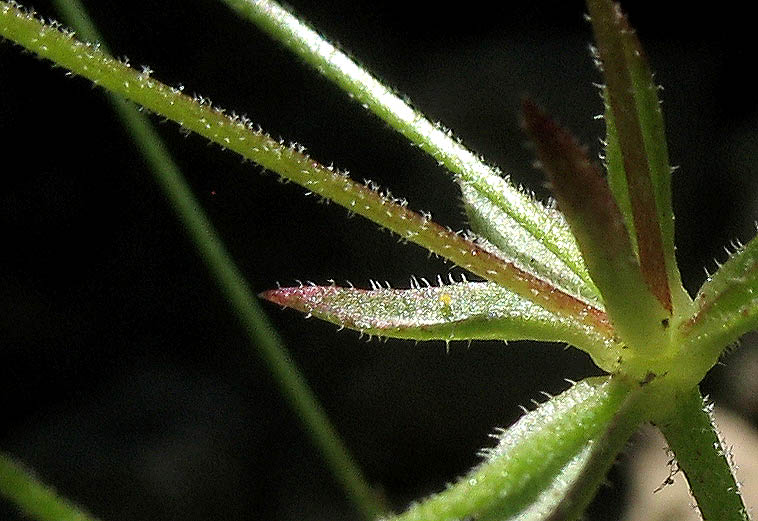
{"left": 258, "top": 288, "right": 286, "bottom": 306}
{"left": 259, "top": 286, "right": 336, "bottom": 309}
{"left": 519, "top": 98, "right": 673, "bottom": 338}
{"left": 520, "top": 98, "right": 609, "bottom": 217}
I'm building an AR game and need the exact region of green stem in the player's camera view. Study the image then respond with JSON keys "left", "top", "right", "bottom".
{"left": 0, "top": 2, "right": 613, "bottom": 339}
{"left": 0, "top": 453, "right": 100, "bottom": 521}
{"left": 657, "top": 387, "right": 748, "bottom": 521}
{"left": 31, "top": 2, "right": 384, "bottom": 519}
{"left": 218, "top": 0, "right": 593, "bottom": 290}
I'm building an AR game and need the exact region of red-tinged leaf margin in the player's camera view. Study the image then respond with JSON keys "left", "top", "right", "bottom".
{"left": 521, "top": 98, "right": 667, "bottom": 356}
{"left": 222, "top": 0, "right": 596, "bottom": 293}
{"left": 0, "top": 3, "right": 613, "bottom": 338}
{"left": 674, "top": 235, "right": 758, "bottom": 386}
{"left": 261, "top": 282, "right": 620, "bottom": 367}
{"left": 459, "top": 179, "right": 602, "bottom": 305}
{"left": 587, "top": 0, "right": 673, "bottom": 313}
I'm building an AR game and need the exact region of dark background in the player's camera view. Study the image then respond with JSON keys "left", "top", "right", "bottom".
{"left": 1, "top": 1, "right": 757, "bottom": 520}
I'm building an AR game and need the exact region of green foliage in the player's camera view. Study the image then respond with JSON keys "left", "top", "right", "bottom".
{"left": 261, "top": 281, "right": 615, "bottom": 359}
{"left": 459, "top": 176, "right": 600, "bottom": 303}
{"left": 387, "top": 376, "right": 640, "bottom": 521}
{"left": 657, "top": 388, "right": 749, "bottom": 521}
{"left": 0, "top": 1, "right": 755, "bottom": 520}
{"left": 521, "top": 97, "right": 669, "bottom": 356}
{"left": 0, "top": 454, "right": 100, "bottom": 521}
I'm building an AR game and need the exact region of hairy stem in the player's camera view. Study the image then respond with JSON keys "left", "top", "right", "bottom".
{"left": 657, "top": 387, "right": 748, "bottom": 521}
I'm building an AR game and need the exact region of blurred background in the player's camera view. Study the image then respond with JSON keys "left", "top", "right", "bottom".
{"left": 1, "top": 1, "right": 757, "bottom": 519}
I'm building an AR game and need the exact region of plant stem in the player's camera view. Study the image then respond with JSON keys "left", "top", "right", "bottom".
{"left": 0, "top": 453, "right": 99, "bottom": 521}
{"left": 27, "top": 2, "right": 384, "bottom": 518}
{"left": 218, "top": 0, "right": 594, "bottom": 290}
{"left": 657, "top": 387, "right": 748, "bottom": 521}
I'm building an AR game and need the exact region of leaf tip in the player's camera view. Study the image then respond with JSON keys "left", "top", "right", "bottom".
{"left": 259, "top": 286, "right": 329, "bottom": 309}
{"left": 519, "top": 97, "right": 605, "bottom": 212}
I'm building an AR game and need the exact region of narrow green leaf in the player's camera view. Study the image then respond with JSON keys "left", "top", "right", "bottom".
{"left": 588, "top": 0, "right": 689, "bottom": 312}
{"left": 385, "top": 376, "right": 640, "bottom": 521}
{"left": 460, "top": 178, "right": 601, "bottom": 305}
{"left": 521, "top": 99, "right": 668, "bottom": 353}
{"left": 0, "top": 3, "right": 614, "bottom": 338}
{"left": 0, "top": 452, "right": 100, "bottom": 521}
{"left": 676, "top": 234, "right": 758, "bottom": 384}
{"left": 219, "top": 0, "right": 595, "bottom": 299}
{"left": 603, "top": 102, "right": 637, "bottom": 252}
{"left": 532, "top": 382, "right": 644, "bottom": 521}
{"left": 48, "top": 2, "right": 385, "bottom": 519}
{"left": 656, "top": 387, "right": 749, "bottom": 521}
{"left": 261, "top": 281, "right": 620, "bottom": 367}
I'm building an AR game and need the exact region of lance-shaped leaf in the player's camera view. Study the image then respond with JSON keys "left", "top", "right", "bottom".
{"left": 385, "top": 376, "right": 641, "bottom": 521}
{"left": 261, "top": 281, "right": 620, "bottom": 369}
{"left": 676, "top": 235, "right": 758, "bottom": 384}
{"left": 221, "top": 0, "right": 598, "bottom": 307}
{"left": 460, "top": 178, "right": 602, "bottom": 305}
{"left": 521, "top": 99, "right": 668, "bottom": 353}
{"left": 588, "top": 0, "right": 689, "bottom": 313}
{"left": 0, "top": 4, "right": 613, "bottom": 338}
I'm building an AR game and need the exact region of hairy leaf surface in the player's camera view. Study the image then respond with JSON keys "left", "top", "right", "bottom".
{"left": 222, "top": 0, "right": 598, "bottom": 302}
{"left": 678, "top": 235, "right": 758, "bottom": 380}
{"left": 521, "top": 99, "right": 668, "bottom": 352}
{"left": 388, "top": 376, "right": 639, "bottom": 521}
{"left": 261, "top": 281, "right": 618, "bottom": 366}
{"left": 0, "top": 2, "right": 616, "bottom": 335}
{"left": 460, "top": 178, "right": 601, "bottom": 305}
{"left": 589, "top": 0, "right": 689, "bottom": 312}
